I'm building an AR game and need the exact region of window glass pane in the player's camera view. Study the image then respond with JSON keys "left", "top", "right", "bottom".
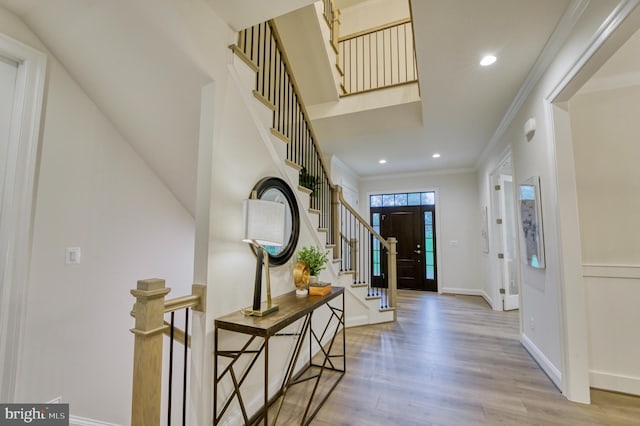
{"left": 421, "top": 192, "right": 435, "bottom": 205}
{"left": 394, "top": 193, "right": 407, "bottom": 206}
{"left": 382, "top": 194, "right": 395, "bottom": 206}
{"left": 425, "top": 212, "right": 432, "bottom": 225}
{"left": 426, "top": 265, "right": 434, "bottom": 280}
{"left": 407, "top": 192, "right": 421, "bottom": 206}
{"left": 426, "top": 252, "right": 434, "bottom": 265}
{"left": 372, "top": 213, "right": 380, "bottom": 226}
{"left": 425, "top": 225, "right": 433, "bottom": 237}
{"left": 370, "top": 195, "right": 382, "bottom": 207}
{"left": 426, "top": 238, "right": 433, "bottom": 251}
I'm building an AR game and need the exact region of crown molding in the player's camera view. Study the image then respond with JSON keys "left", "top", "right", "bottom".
{"left": 360, "top": 167, "right": 476, "bottom": 182}
{"left": 475, "top": 0, "right": 591, "bottom": 168}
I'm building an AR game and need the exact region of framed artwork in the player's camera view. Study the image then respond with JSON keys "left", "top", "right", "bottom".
{"left": 480, "top": 205, "right": 489, "bottom": 253}
{"left": 519, "top": 176, "right": 545, "bottom": 269}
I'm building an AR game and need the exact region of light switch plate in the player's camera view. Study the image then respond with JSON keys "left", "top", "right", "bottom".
{"left": 65, "top": 247, "right": 81, "bottom": 265}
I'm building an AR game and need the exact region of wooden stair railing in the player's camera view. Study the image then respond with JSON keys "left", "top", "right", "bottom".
{"left": 130, "top": 279, "right": 206, "bottom": 426}
{"left": 233, "top": 20, "right": 398, "bottom": 317}
{"left": 336, "top": 187, "right": 397, "bottom": 315}
{"left": 338, "top": 18, "right": 419, "bottom": 96}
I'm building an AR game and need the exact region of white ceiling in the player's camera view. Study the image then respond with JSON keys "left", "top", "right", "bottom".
{"left": 0, "top": 0, "right": 577, "bottom": 212}
{"left": 313, "top": 0, "right": 572, "bottom": 177}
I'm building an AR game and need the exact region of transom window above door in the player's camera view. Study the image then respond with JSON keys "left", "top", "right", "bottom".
{"left": 370, "top": 191, "right": 435, "bottom": 207}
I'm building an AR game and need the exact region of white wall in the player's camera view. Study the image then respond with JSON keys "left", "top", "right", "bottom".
{"left": 339, "top": 0, "right": 410, "bottom": 37}
{"left": 569, "top": 86, "right": 640, "bottom": 395}
{"left": 359, "top": 170, "right": 480, "bottom": 295}
{"left": 0, "top": 6, "right": 195, "bottom": 425}
{"left": 476, "top": 0, "right": 623, "bottom": 402}
{"left": 330, "top": 155, "right": 360, "bottom": 208}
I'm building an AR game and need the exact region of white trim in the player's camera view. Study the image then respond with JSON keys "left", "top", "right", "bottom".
{"left": 359, "top": 167, "right": 475, "bottom": 182}
{"left": 441, "top": 287, "right": 493, "bottom": 307}
{"left": 521, "top": 333, "right": 563, "bottom": 390}
{"left": 579, "top": 71, "right": 640, "bottom": 94}
{"left": 548, "top": 0, "right": 640, "bottom": 101}
{"left": 70, "top": 415, "right": 123, "bottom": 426}
{"left": 543, "top": 0, "right": 640, "bottom": 404}
{"left": 476, "top": 0, "right": 591, "bottom": 167}
{"left": 590, "top": 370, "right": 640, "bottom": 396}
{"left": 0, "top": 33, "right": 47, "bottom": 402}
{"left": 583, "top": 264, "right": 640, "bottom": 279}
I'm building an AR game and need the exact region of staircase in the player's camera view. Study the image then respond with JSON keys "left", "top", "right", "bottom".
{"left": 229, "top": 20, "right": 397, "bottom": 326}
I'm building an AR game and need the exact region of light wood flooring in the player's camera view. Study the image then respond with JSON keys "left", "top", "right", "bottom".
{"left": 275, "top": 290, "right": 640, "bottom": 425}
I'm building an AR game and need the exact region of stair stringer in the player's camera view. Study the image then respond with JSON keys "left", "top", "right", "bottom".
{"left": 229, "top": 49, "right": 392, "bottom": 326}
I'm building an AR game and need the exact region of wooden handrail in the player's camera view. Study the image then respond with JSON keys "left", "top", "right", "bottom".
{"left": 268, "top": 21, "right": 335, "bottom": 192}
{"left": 337, "top": 186, "right": 390, "bottom": 250}
{"left": 339, "top": 17, "right": 412, "bottom": 42}
{"left": 164, "top": 283, "right": 205, "bottom": 313}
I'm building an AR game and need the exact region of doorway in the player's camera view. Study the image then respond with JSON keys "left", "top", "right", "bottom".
{"left": 490, "top": 154, "right": 520, "bottom": 311}
{"left": 370, "top": 192, "right": 437, "bottom": 291}
{"left": 0, "top": 36, "right": 46, "bottom": 402}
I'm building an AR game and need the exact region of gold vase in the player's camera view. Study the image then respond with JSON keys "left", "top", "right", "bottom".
{"left": 293, "top": 261, "right": 310, "bottom": 295}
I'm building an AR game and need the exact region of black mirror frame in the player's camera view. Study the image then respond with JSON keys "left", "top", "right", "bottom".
{"left": 250, "top": 177, "right": 300, "bottom": 266}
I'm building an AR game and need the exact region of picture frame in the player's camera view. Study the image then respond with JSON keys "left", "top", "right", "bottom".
{"left": 518, "top": 176, "right": 545, "bottom": 269}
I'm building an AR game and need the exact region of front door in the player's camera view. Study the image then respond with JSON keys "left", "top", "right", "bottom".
{"left": 372, "top": 204, "right": 437, "bottom": 291}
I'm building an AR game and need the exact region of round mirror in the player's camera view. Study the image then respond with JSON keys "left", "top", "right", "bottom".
{"left": 251, "top": 177, "right": 300, "bottom": 266}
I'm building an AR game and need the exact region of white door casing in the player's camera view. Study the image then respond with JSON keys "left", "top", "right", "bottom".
{"left": 0, "top": 33, "right": 46, "bottom": 402}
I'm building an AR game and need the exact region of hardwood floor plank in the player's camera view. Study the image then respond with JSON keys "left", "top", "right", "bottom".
{"left": 295, "top": 291, "right": 640, "bottom": 425}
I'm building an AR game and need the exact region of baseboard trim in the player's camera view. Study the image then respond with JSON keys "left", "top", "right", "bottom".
{"left": 590, "top": 370, "right": 640, "bottom": 396}
{"left": 441, "top": 287, "right": 483, "bottom": 296}
{"left": 521, "top": 333, "right": 563, "bottom": 390}
{"left": 441, "top": 287, "right": 493, "bottom": 307}
{"left": 70, "top": 415, "right": 122, "bottom": 426}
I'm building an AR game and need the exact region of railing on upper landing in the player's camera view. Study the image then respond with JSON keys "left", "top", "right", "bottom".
{"left": 130, "top": 279, "right": 205, "bottom": 426}
{"left": 234, "top": 21, "right": 398, "bottom": 315}
{"left": 338, "top": 18, "right": 419, "bottom": 96}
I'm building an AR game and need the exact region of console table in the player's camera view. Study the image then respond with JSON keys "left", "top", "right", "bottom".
{"left": 213, "top": 287, "right": 345, "bottom": 425}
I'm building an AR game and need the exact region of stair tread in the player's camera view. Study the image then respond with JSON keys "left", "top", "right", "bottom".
{"left": 379, "top": 307, "right": 396, "bottom": 312}
{"left": 228, "top": 44, "right": 259, "bottom": 72}
{"left": 285, "top": 159, "right": 302, "bottom": 171}
{"left": 365, "top": 295, "right": 382, "bottom": 300}
{"left": 308, "top": 208, "right": 321, "bottom": 215}
{"left": 350, "top": 283, "right": 368, "bottom": 288}
{"left": 298, "top": 185, "right": 313, "bottom": 195}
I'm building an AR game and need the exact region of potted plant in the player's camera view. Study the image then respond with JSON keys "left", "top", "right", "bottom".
{"left": 299, "top": 167, "right": 321, "bottom": 197}
{"left": 297, "top": 245, "right": 329, "bottom": 283}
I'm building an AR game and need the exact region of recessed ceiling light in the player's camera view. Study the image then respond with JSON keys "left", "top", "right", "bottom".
{"left": 379, "top": 159, "right": 387, "bottom": 164}
{"left": 480, "top": 55, "right": 497, "bottom": 66}
{"left": 432, "top": 153, "right": 441, "bottom": 158}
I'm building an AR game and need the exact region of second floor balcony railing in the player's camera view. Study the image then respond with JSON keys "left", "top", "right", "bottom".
{"left": 339, "top": 18, "right": 418, "bottom": 96}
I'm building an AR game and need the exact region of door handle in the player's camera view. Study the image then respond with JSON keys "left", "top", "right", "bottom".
{"left": 414, "top": 249, "right": 422, "bottom": 254}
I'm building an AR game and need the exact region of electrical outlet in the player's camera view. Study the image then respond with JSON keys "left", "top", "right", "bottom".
{"left": 530, "top": 316, "right": 535, "bottom": 331}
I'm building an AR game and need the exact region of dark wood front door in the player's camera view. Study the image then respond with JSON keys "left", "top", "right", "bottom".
{"left": 372, "top": 205, "right": 437, "bottom": 291}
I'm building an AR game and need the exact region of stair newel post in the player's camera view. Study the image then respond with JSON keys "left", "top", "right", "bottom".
{"left": 331, "top": 186, "right": 341, "bottom": 260}
{"left": 130, "top": 279, "right": 171, "bottom": 426}
{"left": 386, "top": 238, "right": 398, "bottom": 320}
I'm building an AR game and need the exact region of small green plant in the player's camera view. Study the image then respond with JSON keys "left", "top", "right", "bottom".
{"left": 299, "top": 167, "right": 321, "bottom": 197}
{"left": 297, "top": 246, "right": 329, "bottom": 276}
